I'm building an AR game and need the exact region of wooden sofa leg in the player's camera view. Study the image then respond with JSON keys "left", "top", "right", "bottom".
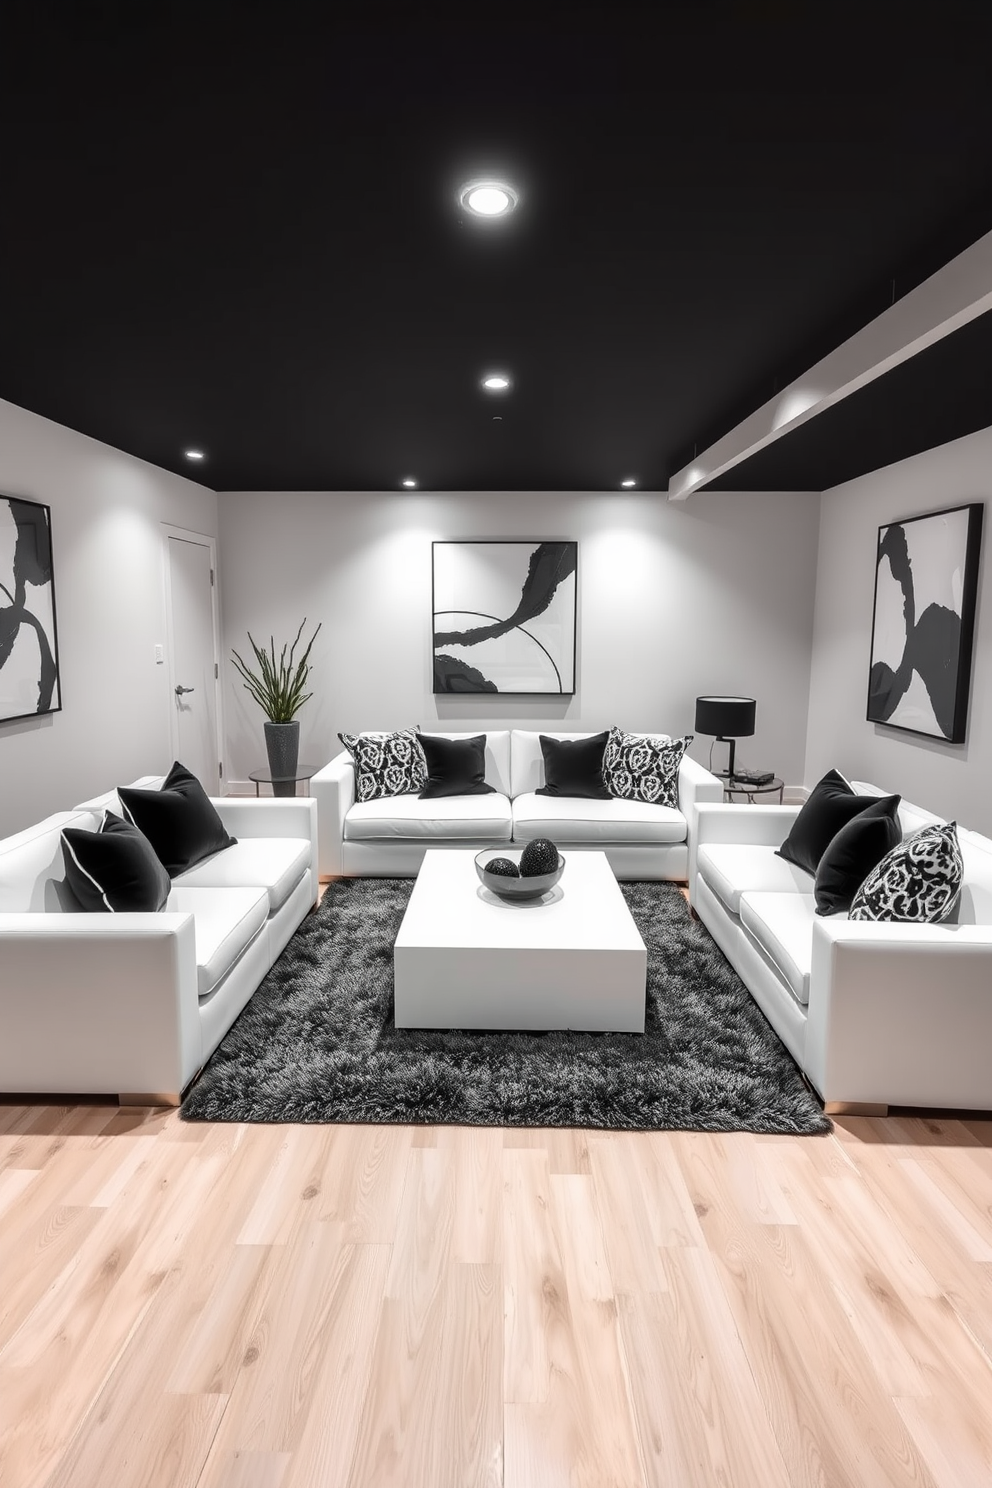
{"left": 824, "top": 1101, "right": 889, "bottom": 1117}
{"left": 119, "top": 1092, "right": 182, "bottom": 1108}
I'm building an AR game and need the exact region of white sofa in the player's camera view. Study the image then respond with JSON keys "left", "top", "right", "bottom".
{"left": 0, "top": 779, "right": 318, "bottom": 1104}
{"left": 312, "top": 729, "right": 723, "bottom": 880}
{"left": 689, "top": 781, "right": 992, "bottom": 1114}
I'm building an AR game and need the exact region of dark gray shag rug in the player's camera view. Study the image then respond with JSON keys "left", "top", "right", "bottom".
{"left": 181, "top": 879, "right": 830, "bottom": 1134}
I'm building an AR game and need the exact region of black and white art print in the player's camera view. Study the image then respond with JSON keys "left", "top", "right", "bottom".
{"left": 0, "top": 496, "right": 62, "bottom": 722}
{"left": 866, "top": 502, "right": 983, "bottom": 743}
{"left": 433, "top": 540, "right": 577, "bottom": 694}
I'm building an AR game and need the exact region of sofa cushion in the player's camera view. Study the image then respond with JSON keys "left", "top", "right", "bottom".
{"left": 536, "top": 731, "right": 611, "bottom": 799}
{"left": 338, "top": 727, "right": 427, "bottom": 802}
{"left": 418, "top": 730, "right": 511, "bottom": 795}
{"left": 813, "top": 795, "right": 902, "bottom": 915}
{"left": 512, "top": 792, "right": 686, "bottom": 845}
{"left": 697, "top": 843, "right": 813, "bottom": 916}
{"left": 167, "top": 886, "right": 269, "bottom": 997}
{"left": 739, "top": 891, "right": 817, "bottom": 1006}
{"left": 777, "top": 769, "right": 880, "bottom": 876}
{"left": 510, "top": 731, "right": 607, "bottom": 797}
{"left": 850, "top": 821, "right": 963, "bottom": 923}
{"left": 603, "top": 729, "right": 689, "bottom": 809}
{"left": 345, "top": 792, "right": 512, "bottom": 843}
{"left": 418, "top": 732, "right": 495, "bottom": 798}
{"left": 61, "top": 811, "right": 171, "bottom": 913}
{"left": 119, "top": 762, "right": 236, "bottom": 876}
{"left": 172, "top": 837, "right": 310, "bottom": 913}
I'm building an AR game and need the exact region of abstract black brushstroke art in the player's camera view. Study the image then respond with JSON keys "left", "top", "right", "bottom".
{"left": 866, "top": 503, "right": 983, "bottom": 742}
{"left": 0, "top": 496, "right": 62, "bottom": 722}
{"left": 433, "top": 541, "right": 577, "bottom": 694}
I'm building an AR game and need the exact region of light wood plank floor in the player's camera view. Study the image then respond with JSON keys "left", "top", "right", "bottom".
{"left": 2, "top": 1104, "right": 992, "bottom": 1487}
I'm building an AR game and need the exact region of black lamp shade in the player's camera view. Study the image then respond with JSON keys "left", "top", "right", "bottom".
{"left": 694, "top": 696, "right": 756, "bottom": 738}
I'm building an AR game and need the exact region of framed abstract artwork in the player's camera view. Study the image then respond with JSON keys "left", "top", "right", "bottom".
{"left": 866, "top": 502, "right": 983, "bottom": 742}
{"left": 0, "top": 495, "right": 62, "bottom": 723}
{"left": 432, "top": 540, "right": 577, "bottom": 694}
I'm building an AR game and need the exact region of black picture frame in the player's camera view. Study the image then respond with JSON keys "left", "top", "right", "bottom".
{"left": 866, "top": 502, "right": 983, "bottom": 743}
{"left": 432, "top": 540, "right": 578, "bottom": 695}
{"left": 0, "top": 494, "right": 62, "bottom": 723}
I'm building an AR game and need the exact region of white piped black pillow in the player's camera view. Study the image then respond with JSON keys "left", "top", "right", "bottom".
{"left": 849, "top": 821, "right": 963, "bottom": 923}
{"left": 61, "top": 811, "right": 171, "bottom": 913}
{"left": 338, "top": 727, "right": 427, "bottom": 802}
{"left": 602, "top": 728, "right": 690, "bottom": 809}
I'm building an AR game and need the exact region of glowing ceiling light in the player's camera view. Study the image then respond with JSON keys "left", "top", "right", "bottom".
{"left": 482, "top": 374, "right": 511, "bottom": 392}
{"left": 621, "top": 478, "right": 637, "bottom": 488}
{"left": 459, "top": 179, "right": 519, "bottom": 218}
{"left": 402, "top": 478, "right": 417, "bottom": 488}
{"left": 184, "top": 449, "right": 205, "bottom": 461}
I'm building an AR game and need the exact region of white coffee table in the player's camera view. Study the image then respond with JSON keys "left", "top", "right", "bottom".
{"left": 393, "top": 849, "right": 647, "bottom": 1032}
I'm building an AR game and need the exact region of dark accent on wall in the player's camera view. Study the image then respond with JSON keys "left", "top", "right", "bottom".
{"left": 433, "top": 543, "right": 576, "bottom": 649}
{"left": 866, "top": 503, "right": 984, "bottom": 743}
{"left": 0, "top": 8, "right": 990, "bottom": 492}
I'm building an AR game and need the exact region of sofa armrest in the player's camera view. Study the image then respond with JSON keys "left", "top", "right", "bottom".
{"left": 311, "top": 751, "right": 356, "bottom": 878}
{"left": 688, "top": 801, "right": 801, "bottom": 904}
{"left": 212, "top": 797, "right": 319, "bottom": 898}
{"left": 677, "top": 755, "right": 724, "bottom": 817}
{"left": 805, "top": 918, "right": 992, "bottom": 1108}
{"left": 694, "top": 801, "right": 800, "bottom": 846}
{"left": 0, "top": 913, "right": 202, "bottom": 1097}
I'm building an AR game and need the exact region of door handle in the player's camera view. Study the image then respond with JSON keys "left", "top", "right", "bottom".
{"left": 175, "top": 685, "right": 195, "bottom": 696}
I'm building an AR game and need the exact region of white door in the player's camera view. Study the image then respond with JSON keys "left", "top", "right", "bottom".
{"left": 165, "top": 533, "right": 221, "bottom": 794}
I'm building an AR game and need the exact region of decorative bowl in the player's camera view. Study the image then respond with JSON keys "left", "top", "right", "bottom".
{"left": 474, "top": 847, "right": 565, "bottom": 900}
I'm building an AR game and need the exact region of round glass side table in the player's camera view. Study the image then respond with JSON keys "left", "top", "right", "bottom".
{"left": 722, "top": 775, "right": 785, "bottom": 804}
{"left": 248, "top": 764, "right": 318, "bottom": 798}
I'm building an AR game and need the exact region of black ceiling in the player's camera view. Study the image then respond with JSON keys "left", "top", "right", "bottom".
{"left": 1, "top": 2, "right": 991, "bottom": 493}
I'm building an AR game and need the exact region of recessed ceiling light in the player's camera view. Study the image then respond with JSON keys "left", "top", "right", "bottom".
{"left": 402, "top": 478, "right": 417, "bottom": 488}
{"left": 621, "top": 478, "right": 637, "bottom": 488}
{"left": 184, "top": 448, "right": 205, "bottom": 461}
{"left": 482, "top": 374, "right": 511, "bottom": 392}
{"left": 459, "top": 179, "right": 519, "bottom": 218}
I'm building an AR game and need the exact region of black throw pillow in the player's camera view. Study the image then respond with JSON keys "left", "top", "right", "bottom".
{"left": 61, "top": 811, "right": 171, "bottom": 912}
{"left": 536, "top": 731, "right": 612, "bottom": 799}
{"left": 418, "top": 733, "right": 496, "bottom": 799}
{"left": 777, "top": 769, "right": 881, "bottom": 877}
{"left": 118, "top": 761, "right": 236, "bottom": 875}
{"left": 813, "top": 795, "right": 902, "bottom": 915}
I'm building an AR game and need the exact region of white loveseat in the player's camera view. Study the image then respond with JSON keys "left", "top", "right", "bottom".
{"left": 312, "top": 730, "right": 723, "bottom": 880}
{"left": 689, "top": 782, "right": 992, "bottom": 1113}
{"left": 0, "top": 779, "right": 318, "bottom": 1103}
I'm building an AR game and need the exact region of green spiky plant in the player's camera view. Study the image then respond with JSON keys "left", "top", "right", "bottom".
{"left": 231, "top": 618, "right": 322, "bottom": 722}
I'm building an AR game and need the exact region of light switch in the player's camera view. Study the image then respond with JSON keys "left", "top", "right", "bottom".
{"left": 154, "top": 644, "right": 164, "bottom": 665}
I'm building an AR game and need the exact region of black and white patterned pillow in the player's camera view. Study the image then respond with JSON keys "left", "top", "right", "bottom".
{"left": 338, "top": 727, "right": 427, "bottom": 803}
{"left": 849, "top": 821, "right": 963, "bottom": 923}
{"left": 602, "top": 728, "right": 691, "bottom": 808}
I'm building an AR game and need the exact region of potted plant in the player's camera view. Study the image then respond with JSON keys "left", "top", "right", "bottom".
{"left": 232, "top": 618, "right": 321, "bottom": 795}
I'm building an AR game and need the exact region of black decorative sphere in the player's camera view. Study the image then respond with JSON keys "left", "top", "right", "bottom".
{"left": 519, "top": 837, "right": 560, "bottom": 876}
{"left": 486, "top": 856, "right": 520, "bottom": 878}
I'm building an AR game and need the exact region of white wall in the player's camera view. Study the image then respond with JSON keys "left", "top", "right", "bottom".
{"left": 0, "top": 397, "right": 217, "bottom": 837}
{"left": 806, "top": 424, "right": 992, "bottom": 833}
{"left": 218, "top": 489, "right": 820, "bottom": 791}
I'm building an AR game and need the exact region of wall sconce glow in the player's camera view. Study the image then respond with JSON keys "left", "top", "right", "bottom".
{"left": 459, "top": 179, "right": 519, "bottom": 217}
{"left": 621, "top": 478, "right": 637, "bottom": 488}
{"left": 482, "top": 374, "right": 511, "bottom": 392}
{"left": 184, "top": 449, "right": 205, "bottom": 461}
{"left": 402, "top": 478, "right": 417, "bottom": 489}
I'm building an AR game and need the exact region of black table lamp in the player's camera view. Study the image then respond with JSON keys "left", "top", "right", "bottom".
{"left": 694, "top": 696, "right": 756, "bottom": 780}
